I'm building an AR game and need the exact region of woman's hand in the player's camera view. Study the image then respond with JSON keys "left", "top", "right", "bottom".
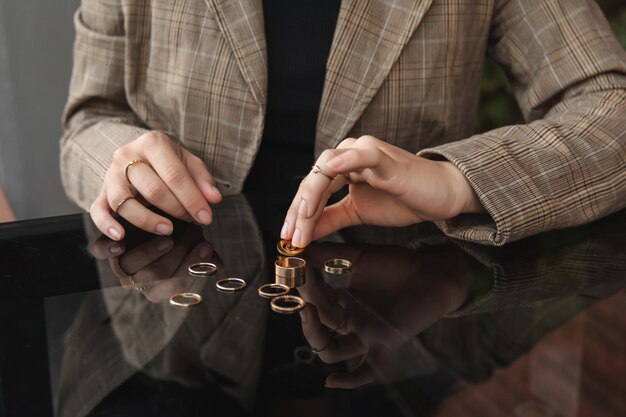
{"left": 90, "top": 131, "right": 222, "bottom": 240}
{"left": 282, "top": 135, "right": 484, "bottom": 247}
{"left": 89, "top": 222, "right": 223, "bottom": 303}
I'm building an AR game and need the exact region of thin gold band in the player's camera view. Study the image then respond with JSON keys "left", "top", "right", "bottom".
{"left": 258, "top": 283, "right": 290, "bottom": 298}
{"left": 188, "top": 262, "right": 218, "bottom": 276}
{"left": 114, "top": 196, "right": 136, "bottom": 216}
{"left": 124, "top": 158, "right": 150, "bottom": 183}
{"left": 311, "top": 165, "right": 335, "bottom": 181}
{"left": 271, "top": 295, "right": 306, "bottom": 314}
{"left": 169, "top": 292, "right": 203, "bottom": 307}
{"left": 216, "top": 277, "right": 247, "bottom": 292}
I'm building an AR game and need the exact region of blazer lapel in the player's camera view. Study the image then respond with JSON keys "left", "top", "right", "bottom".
{"left": 315, "top": 0, "right": 434, "bottom": 153}
{"left": 204, "top": 0, "right": 267, "bottom": 108}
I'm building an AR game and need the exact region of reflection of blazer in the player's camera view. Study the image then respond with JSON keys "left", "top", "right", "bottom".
{"left": 61, "top": 0, "right": 626, "bottom": 245}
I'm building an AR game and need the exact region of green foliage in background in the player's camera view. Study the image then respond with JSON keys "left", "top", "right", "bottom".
{"left": 476, "top": 1, "right": 626, "bottom": 133}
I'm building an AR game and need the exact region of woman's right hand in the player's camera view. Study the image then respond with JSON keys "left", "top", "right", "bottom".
{"left": 90, "top": 131, "right": 222, "bottom": 240}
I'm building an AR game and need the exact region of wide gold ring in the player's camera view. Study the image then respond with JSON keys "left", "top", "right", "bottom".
{"left": 275, "top": 257, "right": 306, "bottom": 279}
{"left": 275, "top": 274, "right": 306, "bottom": 288}
{"left": 270, "top": 295, "right": 306, "bottom": 314}
{"left": 125, "top": 158, "right": 150, "bottom": 183}
{"left": 323, "top": 258, "right": 352, "bottom": 274}
{"left": 169, "top": 292, "right": 203, "bottom": 307}
{"left": 216, "top": 277, "right": 247, "bottom": 292}
{"left": 311, "top": 165, "right": 335, "bottom": 181}
{"left": 114, "top": 196, "right": 137, "bottom": 216}
{"left": 258, "top": 283, "right": 290, "bottom": 298}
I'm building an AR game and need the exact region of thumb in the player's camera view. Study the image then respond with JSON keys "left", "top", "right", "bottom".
{"left": 312, "top": 196, "right": 363, "bottom": 240}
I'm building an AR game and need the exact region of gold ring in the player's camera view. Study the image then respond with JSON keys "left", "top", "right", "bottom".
{"left": 323, "top": 258, "right": 352, "bottom": 274}
{"left": 311, "top": 165, "right": 335, "bottom": 181}
{"left": 188, "top": 262, "right": 218, "bottom": 276}
{"left": 258, "top": 283, "right": 290, "bottom": 298}
{"left": 130, "top": 276, "right": 150, "bottom": 292}
{"left": 114, "top": 196, "right": 136, "bottom": 216}
{"left": 270, "top": 295, "right": 306, "bottom": 314}
{"left": 277, "top": 239, "right": 304, "bottom": 256}
{"left": 311, "top": 336, "right": 334, "bottom": 355}
{"left": 275, "top": 257, "right": 306, "bottom": 279}
{"left": 216, "top": 277, "right": 247, "bottom": 292}
{"left": 275, "top": 274, "right": 306, "bottom": 288}
{"left": 125, "top": 158, "right": 150, "bottom": 183}
{"left": 169, "top": 292, "right": 203, "bottom": 307}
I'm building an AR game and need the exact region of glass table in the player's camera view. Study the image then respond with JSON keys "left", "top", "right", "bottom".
{"left": 1, "top": 195, "right": 625, "bottom": 417}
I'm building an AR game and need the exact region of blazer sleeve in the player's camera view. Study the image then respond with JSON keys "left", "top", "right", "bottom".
{"left": 417, "top": 0, "right": 626, "bottom": 245}
{"left": 60, "top": 0, "right": 151, "bottom": 210}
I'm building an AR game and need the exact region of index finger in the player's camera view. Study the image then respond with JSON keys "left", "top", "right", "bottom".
{"left": 144, "top": 145, "right": 214, "bottom": 225}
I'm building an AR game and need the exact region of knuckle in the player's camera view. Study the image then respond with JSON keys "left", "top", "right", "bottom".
{"left": 357, "top": 135, "right": 379, "bottom": 146}
{"left": 319, "top": 149, "right": 338, "bottom": 162}
{"left": 142, "top": 181, "right": 164, "bottom": 201}
{"left": 162, "top": 165, "right": 185, "bottom": 185}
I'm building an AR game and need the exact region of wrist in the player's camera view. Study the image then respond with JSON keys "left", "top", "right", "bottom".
{"left": 439, "top": 161, "right": 485, "bottom": 215}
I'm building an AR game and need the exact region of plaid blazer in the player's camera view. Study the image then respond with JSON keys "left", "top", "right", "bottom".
{"left": 61, "top": 0, "right": 626, "bottom": 245}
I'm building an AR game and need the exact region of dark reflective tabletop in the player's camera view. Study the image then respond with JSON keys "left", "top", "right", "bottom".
{"left": 1, "top": 195, "right": 625, "bottom": 417}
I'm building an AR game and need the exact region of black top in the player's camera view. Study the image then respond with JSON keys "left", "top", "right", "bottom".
{"left": 243, "top": 0, "right": 341, "bottom": 194}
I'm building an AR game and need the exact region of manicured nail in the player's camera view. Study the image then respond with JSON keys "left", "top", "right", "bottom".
{"left": 155, "top": 223, "right": 172, "bottom": 235}
{"left": 197, "top": 209, "right": 211, "bottom": 224}
{"left": 108, "top": 227, "right": 122, "bottom": 240}
{"left": 280, "top": 222, "right": 289, "bottom": 239}
{"left": 109, "top": 243, "right": 123, "bottom": 254}
{"left": 292, "top": 229, "right": 301, "bottom": 247}
{"left": 327, "top": 156, "right": 344, "bottom": 169}
{"left": 198, "top": 242, "right": 211, "bottom": 259}
{"left": 157, "top": 237, "right": 173, "bottom": 252}
{"left": 210, "top": 185, "right": 221, "bottom": 196}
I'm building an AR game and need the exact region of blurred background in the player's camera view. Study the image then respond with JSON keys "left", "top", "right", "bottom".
{"left": 0, "top": 0, "right": 624, "bottom": 220}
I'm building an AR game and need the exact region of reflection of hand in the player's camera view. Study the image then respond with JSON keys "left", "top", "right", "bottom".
{"left": 281, "top": 135, "right": 484, "bottom": 247}
{"left": 298, "top": 242, "right": 477, "bottom": 388}
{"left": 90, "top": 131, "right": 222, "bottom": 241}
{"left": 89, "top": 223, "right": 222, "bottom": 303}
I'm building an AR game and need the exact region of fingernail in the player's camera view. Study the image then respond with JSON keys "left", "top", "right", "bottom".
{"left": 155, "top": 223, "right": 172, "bottom": 235}
{"left": 157, "top": 237, "right": 173, "bottom": 251}
{"left": 210, "top": 185, "right": 221, "bottom": 196}
{"left": 280, "top": 222, "right": 289, "bottom": 239}
{"left": 198, "top": 242, "right": 211, "bottom": 259}
{"left": 325, "top": 382, "right": 337, "bottom": 389}
{"left": 292, "top": 229, "right": 301, "bottom": 247}
{"left": 108, "top": 227, "right": 122, "bottom": 240}
{"left": 299, "top": 308, "right": 308, "bottom": 323}
{"left": 109, "top": 243, "right": 123, "bottom": 254}
{"left": 197, "top": 209, "right": 211, "bottom": 224}
{"left": 327, "top": 156, "right": 344, "bottom": 169}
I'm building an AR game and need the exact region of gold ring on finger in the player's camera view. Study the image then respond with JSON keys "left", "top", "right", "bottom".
{"left": 311, "top": 165, "right": 335, "bottom": 181}
{"left": 125, "top": 158, "right": 150, "bottom": 183}
{"left": 114, "top": 196, "right": 137, "bottom": 216}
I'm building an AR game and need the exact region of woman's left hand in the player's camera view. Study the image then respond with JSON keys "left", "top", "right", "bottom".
{"left": 281, "top": 135, "right": 485, "bottom": 247}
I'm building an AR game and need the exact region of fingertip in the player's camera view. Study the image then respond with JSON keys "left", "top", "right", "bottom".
{"left": 108, "top": 226, "right": 124, "bottom": 241}
{"left": 155, "top": 222, "right": 173, "bottom": 236}
{"left": 280, "top": 222, "right": 289, "bottom": 239}
{"left": 292, "top": 228, "right": 302, "bottom": 247}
